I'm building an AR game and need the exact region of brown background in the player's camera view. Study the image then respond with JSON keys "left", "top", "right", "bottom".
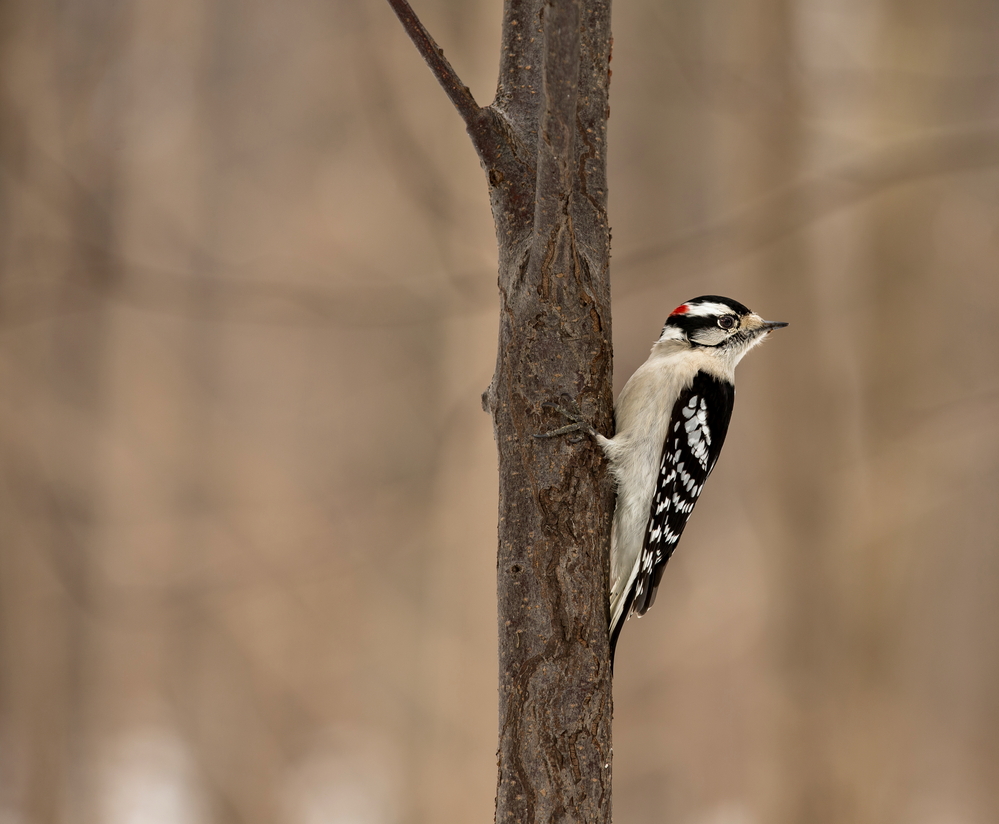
{"left": 2, "top": 0, "right": 998, "bottom": 822}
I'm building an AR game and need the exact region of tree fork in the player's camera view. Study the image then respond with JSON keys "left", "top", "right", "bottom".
{"left": 387, "top": 0, "right": 614, "bottom": 820}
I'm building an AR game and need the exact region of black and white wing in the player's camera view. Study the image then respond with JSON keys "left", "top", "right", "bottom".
{"left": 630, "top": 371, "right": 735, "bottom": 616}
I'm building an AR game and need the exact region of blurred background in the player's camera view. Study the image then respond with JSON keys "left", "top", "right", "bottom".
{"left": 1, "top": 0, "right": 998, "bottom": 822}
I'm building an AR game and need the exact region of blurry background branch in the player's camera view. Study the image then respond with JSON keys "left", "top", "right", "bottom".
{"left": 6, "top": 124, "right": 999, "bottom": 329}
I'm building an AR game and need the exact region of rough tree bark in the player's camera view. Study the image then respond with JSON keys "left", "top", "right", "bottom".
{"left": 386, "top": 0, "right": 615, "bottom": 821}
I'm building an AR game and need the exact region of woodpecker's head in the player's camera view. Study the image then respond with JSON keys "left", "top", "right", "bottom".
{"left": 658, "top": 295, "right": 787, "bottom": 364}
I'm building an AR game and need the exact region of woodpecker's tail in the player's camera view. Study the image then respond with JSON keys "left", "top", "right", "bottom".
{"left": 609, "top": 586, "right": 636, "bottom": 671}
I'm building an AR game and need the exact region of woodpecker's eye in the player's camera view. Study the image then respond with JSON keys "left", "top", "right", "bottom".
{"left": 717, "top": 315, "right": 737, "bottom": 330}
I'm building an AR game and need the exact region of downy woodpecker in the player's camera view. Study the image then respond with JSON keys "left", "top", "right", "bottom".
{"left": 541, "top": 296, "right": 787, "bottom": 658}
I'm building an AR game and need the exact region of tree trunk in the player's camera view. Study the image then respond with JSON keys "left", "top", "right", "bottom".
{"left": 387, "top": 1, "right": 615, "bottom": 821}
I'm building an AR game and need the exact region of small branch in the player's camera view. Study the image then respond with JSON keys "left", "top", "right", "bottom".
{"left": 386, "top": 0, "right": 482, "bottom": 126}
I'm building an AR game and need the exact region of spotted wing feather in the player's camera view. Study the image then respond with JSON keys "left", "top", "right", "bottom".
{"left": 630, "top": 371, "right": 735, "bottom": 616}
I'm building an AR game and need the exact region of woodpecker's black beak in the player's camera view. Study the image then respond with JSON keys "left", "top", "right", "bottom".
{"left": 761, "top": 320, "right": 788, "bottom": 330}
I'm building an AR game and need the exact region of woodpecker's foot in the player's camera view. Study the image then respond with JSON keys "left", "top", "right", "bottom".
{"left": 534, "top": 398, "right": 597, "bottom": 442}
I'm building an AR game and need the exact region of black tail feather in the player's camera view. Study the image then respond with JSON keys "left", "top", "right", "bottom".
{"left": 609, "top": 586, "right": 636, "bottom": 671}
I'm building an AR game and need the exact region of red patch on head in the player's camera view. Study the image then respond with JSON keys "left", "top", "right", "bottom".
{"left": 669, "top": 303, "right": 689, "bottom": 316}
